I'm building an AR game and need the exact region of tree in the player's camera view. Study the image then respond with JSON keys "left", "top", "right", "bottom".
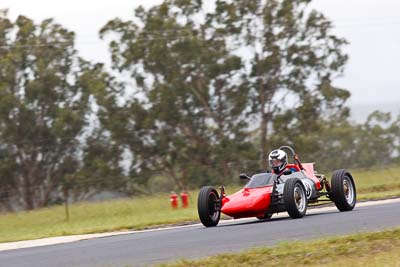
{"left": 209, "top": 0, "right": 349, "bottom": 168}
{"left": 0, "top": 15, "right": 115, "bottom": 209}
{"left": 352, "top": 111, "right": 400, "bottom": 168}
{"left": 100, "top": 1, "right": 258, "bottom": 189}
{"left": 100, "top": 0, "right": 350, "bottom": 186}
{"left": 69, "top": 62, "right": 129, "bottom": 200}
{"left": 295, "top": 111, "right": 400, "bottom": 172}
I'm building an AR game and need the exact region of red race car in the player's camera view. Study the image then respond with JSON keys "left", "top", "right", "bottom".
{"left": 197, "top": 146, "right": 357, "bottom": 227}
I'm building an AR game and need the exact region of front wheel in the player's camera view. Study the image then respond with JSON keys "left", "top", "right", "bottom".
{"left": 197, "top": 186, "right": 221, "bottom": 227}
{"left": 330, "top": 169, "right": 356, "bottom": 211}
{"left": 284, "top": 178, "right": 308, "bottom": 218}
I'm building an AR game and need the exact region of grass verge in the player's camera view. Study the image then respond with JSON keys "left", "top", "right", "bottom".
{"left": 159, "top": 227, "right": 400, "bottom": 267}
{"left": 0, "top": 193, "right": 199, "bottom": 243}
{"left": 0, "top": 165, "right": 399, "bottom": 243}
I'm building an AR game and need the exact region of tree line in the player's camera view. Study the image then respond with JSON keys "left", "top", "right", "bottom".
{"left": 0, "top": 0, "right": 399, "bottom": 211}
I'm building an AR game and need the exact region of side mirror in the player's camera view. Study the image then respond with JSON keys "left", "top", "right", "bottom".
{"left": 239, "top": 173, "right": 251, "bottom": 180}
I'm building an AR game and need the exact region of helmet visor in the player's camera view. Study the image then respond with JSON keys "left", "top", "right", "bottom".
{"left": 270, "top": 159, "right": 282, "bottom": 167}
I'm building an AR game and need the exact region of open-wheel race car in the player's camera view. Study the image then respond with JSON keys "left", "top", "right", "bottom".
{"left": 197, "top": 146, "right": 356, "bottom": 227}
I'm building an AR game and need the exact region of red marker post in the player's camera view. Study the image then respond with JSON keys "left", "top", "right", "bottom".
{"left": 180, "top": 191, "right": 189, "bottom": 208}
{"left": 170, "top": 192, "right": 178, "bottom": 208}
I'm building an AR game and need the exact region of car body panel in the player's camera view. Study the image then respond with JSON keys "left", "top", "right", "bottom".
{"left": 221, "top": 186, "right": 273, "bottom": 218}
{"left": 302, "top": 163, "right": 321, "bottom": 190}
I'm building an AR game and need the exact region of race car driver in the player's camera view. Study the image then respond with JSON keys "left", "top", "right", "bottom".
{"left": 268, "top": 149, "right": 298, "bottom": 176}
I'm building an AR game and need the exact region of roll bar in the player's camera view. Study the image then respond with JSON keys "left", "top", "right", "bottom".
{"left": 279, "top": 145, "right": 304, "bottom": 170}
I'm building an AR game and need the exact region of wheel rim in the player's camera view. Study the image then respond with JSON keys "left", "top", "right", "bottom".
{"left": 294, "top": 185, "right": 306, "bottom": 212}
{"left": 343, "top": 177, "right": 355, "bottom": 204}
{"left": 208, "top": 192, "right": 219, "bottom": 221}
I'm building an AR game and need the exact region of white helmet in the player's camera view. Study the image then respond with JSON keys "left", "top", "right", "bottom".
{"left": 268, "top": 149, "right": 288, "bottom": 174}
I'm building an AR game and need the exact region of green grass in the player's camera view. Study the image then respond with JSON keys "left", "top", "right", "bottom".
{"left": 352, "top": 166, "right": 400, "bottom": 191}
{"left": 158, "top": 227, "right": 400, "bottom": 267}
{"left": 352, "top": 166, "right": 400, "bottom": 200}
{"left": 0, "top": 193, "right": 198, "bottom": 243}
{"left": 0, "top": 165, "right": 399, "bottom": 243}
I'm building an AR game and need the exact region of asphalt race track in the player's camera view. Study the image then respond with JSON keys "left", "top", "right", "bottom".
{"left": 1, "top": 199, "right": 400, "bottom": 267}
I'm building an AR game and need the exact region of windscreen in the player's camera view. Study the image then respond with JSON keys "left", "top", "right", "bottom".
{"left": 245, "top": 173, "right": 275, "bottom": 188}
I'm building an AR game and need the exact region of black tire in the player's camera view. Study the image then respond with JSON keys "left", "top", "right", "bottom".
{"left": 197, "top": 186, "right": 221, "bottom": 227}
{"left": 330, "top": 169, "right": 356, "bottom": 211}
{"left": 256, "top": 213, "right": 273, "bottom": 220}
{"left": 284, "top": 178, "right": 307, "bottom": 218}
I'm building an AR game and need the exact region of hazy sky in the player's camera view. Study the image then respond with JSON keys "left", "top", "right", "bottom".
{"left": 2, "top": 0, "right": 400, "bottom": 120}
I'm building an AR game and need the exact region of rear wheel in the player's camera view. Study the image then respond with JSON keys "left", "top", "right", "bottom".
{"left": 284, "top": 178, "right": 307, "bottom": 218}
{"left": 330, "top": 169, "right": 356, "bottom": 211}
{"left": 197, "top": 186, "right": 221, "bottom": 227}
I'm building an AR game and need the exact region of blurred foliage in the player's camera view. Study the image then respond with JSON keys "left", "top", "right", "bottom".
{"left": 100, "top": 0, "right": 260, "bottom": 190}
{"left": 0, "top": 15, "right": 123, "bottom": 210}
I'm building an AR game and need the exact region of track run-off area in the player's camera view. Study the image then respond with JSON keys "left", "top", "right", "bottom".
{"left": 1, "top": 198, "right": 400, "bottom": 267}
